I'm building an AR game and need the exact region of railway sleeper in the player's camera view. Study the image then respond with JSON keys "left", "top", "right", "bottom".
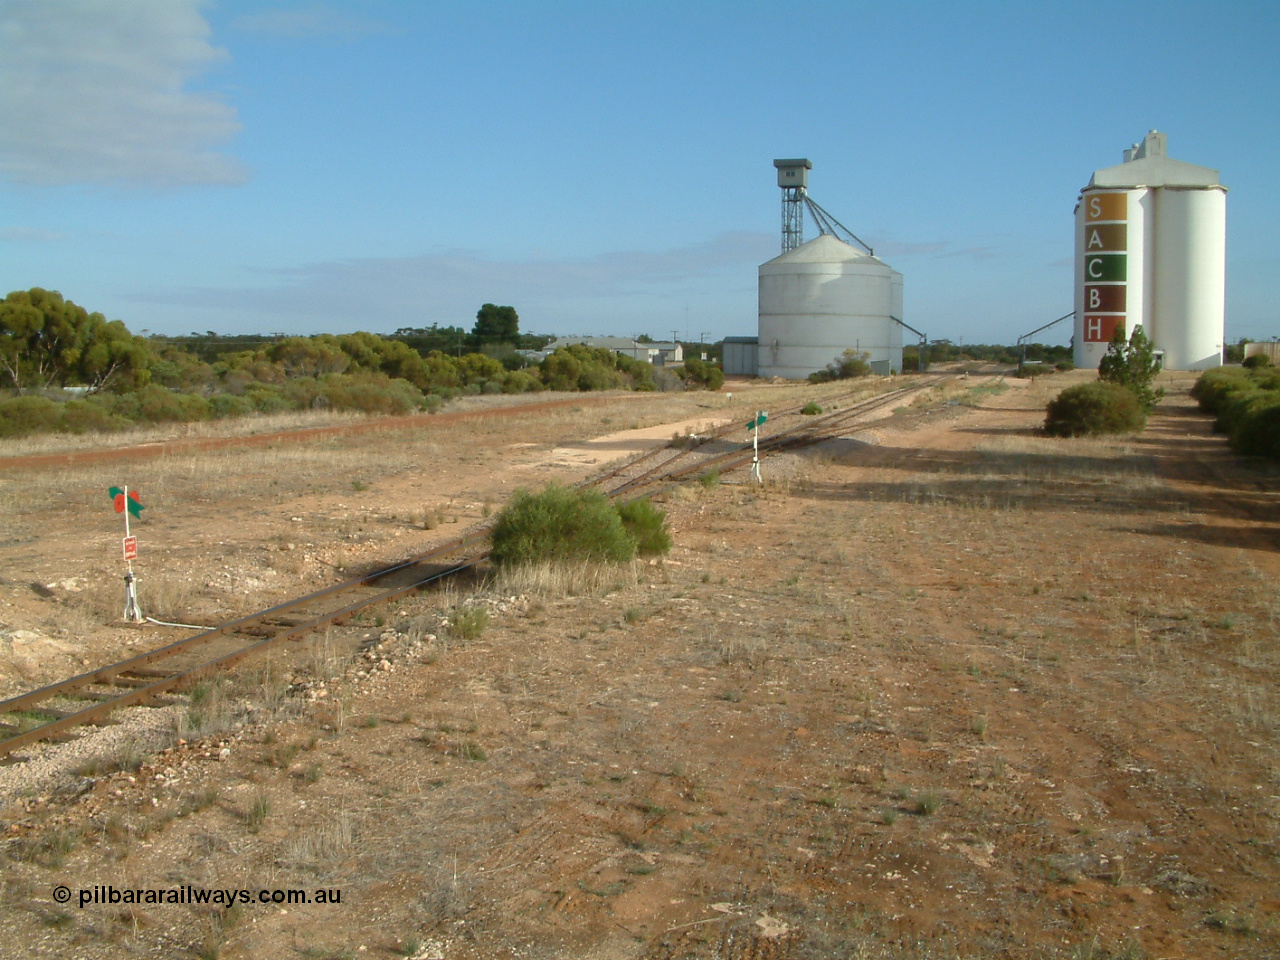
{"left": 110, "top": 674, "right": 169, "bottom": 688}
{"left": 119, "top": 667, "right": 178, "bottom": 680}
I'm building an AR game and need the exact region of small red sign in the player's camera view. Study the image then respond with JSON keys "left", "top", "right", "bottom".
{"left": 123, "top": 536, "right": 138, "bottom": 561}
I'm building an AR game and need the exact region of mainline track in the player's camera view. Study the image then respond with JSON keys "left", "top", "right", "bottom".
{"left": 0, "top": 377, "right": 948, "bottom": 760}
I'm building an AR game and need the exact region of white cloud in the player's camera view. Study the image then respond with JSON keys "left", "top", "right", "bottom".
{"left": 128, "top": 232, "right": 776, "bottom": 334}
{"left": 0, "top": 226, "right": 68, "bottom": 241}
{"left": 231, "top": 3, "right": 390, "bottom": 39}
{"left": 0, "top": 0, "right": 245, "bottom": 186}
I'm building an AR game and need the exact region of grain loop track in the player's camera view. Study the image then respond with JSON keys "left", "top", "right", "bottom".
{"left": 0, "top": 376, "right": 951, "bottom": 759}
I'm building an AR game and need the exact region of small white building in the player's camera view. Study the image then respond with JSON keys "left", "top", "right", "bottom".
{"left": 541, "top": 336, "right": 683, "bottom": 366}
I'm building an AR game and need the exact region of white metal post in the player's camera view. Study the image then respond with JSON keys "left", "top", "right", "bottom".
{"left": 751, "top": 412, "right": 763, "bottom": 483}
{"left": 122, "top": 484, "right": 142, "bottom": 623}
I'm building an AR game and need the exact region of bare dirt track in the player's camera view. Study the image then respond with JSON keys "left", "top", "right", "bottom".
{"left": 1, "top": 373, "right": 1278, "bottom": 960}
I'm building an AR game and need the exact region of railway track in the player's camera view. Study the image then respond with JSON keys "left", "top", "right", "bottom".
{"left": 0, "top": 376, "right": 952, "bottom": 760}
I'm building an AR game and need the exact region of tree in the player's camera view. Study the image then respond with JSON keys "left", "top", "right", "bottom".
{"left": 265, "top": 336, "right": 350, "bottom": 378}
{"left": 1098, "top": 324, "right": 1163, "bottom": 411}
{"left": 471, "top": 304, "right": 519, "bottom": 346}
{"left": 808, "top": 348, "right": 871, "bottom": 383}
{"left": 0, "top": 288, "right": 152, "bottom": 393}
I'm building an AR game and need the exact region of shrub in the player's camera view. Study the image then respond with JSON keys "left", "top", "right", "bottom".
{"left": 1214, "top": 384, "right": 1267, "bottom": 435}
{"left": 1242, "top": 353, "right": 1273, "bottom": 370}
{"left": 501, "top": 370, "right": 542, "bottom": 394}
{"left": 209, "top": 394, "right": 255, "bottom": 419}
{"left": 615, "top": 498, "right": 672, "bottom": 556}
{"left": 99, "top": 384, "right": 210, "bottom": 423}
{"left": 1230, "top": 394, "right": 1280, "bottom": 459}
{"left": 680, "top": 357, "right": 725, "bottom": 391}
{"left": 1044, "top": 382, "right": 1146, "bottom": 437}
{"left": 1190, "top": 367, "right": 1254, "bottom": 414}
{"left": 313, "top": 372, "right": 423, "bottom": 415}
{"left": 0, "top": 395, "right": 63, "bottom": 437}
{"left": 490, "top": 483, "right": 637, "bottom": 567}
{"left": 801, "top": 401, "right": 822, "bottom": 415}
{"left": 810, "top": 348, "right": 871, "bottom": 383}
{"left": 60, "top": 399, "right": 127, "bottom": 433}
{"left": 245, "top": 385, "right": 292, "bottom": 414}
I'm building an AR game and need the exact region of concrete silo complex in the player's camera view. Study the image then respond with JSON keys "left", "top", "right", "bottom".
{"left": 1075, "top": 131, "right": 1227, "bottom": 370}
{"left": 758, "top": 234, "right": 903, "bottom": 378}
{"left": 736, "top": 158, "right": 904, "bottom": 379}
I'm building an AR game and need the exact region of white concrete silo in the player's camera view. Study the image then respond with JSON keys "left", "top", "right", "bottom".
{"left": 758, "top": 234, "right": 903, "bottom": 379}
{"left": 1074, "top": 131, "right": 1226, "bottom": 371}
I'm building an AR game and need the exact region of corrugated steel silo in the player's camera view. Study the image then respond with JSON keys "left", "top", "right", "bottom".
{"left": 758, "top": 234, "right": 903, "bottom": 379}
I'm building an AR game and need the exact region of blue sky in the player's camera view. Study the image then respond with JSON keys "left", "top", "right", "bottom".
{"left": 1, "top": 0, "right": 1276, "bottom": 346}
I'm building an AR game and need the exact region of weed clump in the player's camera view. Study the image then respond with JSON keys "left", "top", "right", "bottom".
{"left": 801, "top": 401, "right": 823, "bottom": 415}
{"left": 447, "top": 606, "right": 489, "bottom": 641}
{"left": 1044, "top": 382, "right": 1146, "bottom": 437}
{"left": 615, "top": 497, "right": 672, "bottom": 556}
{"left": 490, "top": 483, "right": 670, "bottom": 567}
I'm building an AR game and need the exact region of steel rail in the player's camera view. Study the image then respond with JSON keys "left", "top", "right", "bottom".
{"left": 582, "top": 385, "right": 879, "bottom": 490}
{"left": 0, "top": 529, "right": 491, "bottom": 718}
{"left": 608, "top": 381, "right": 937, "bottom": 497}
{"left": 0, "top": 558, "right": 484, "bottom": 758}
{"left": 599, "top": 384, "right": 911, "bottom": 497}
{"left": 0, "top": 376, "right": 948, "bottom": 758}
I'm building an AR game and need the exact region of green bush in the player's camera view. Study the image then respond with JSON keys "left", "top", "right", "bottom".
{"left": 1190, "top": 367, "right": 1254, "bottom": 415}
{"left": 680, "top": 357, "right": 725, "bottom": 391}
{"left": 615, "top": 498, "right": 672, "bottom": 556}
{"left": 245, "top": 385, "right": 292, "bottom": 414}
{"left": 0, "top": 395, "right": 63, "bottom": 437}
{"left": 801, "top": 401, "right": 822, "bottom": 415}
{"left": 1044, "top": 382, "right": 1146, "bottom": 437}
{"left": 1230, "top": 393, "right": 1280, "bottom": 458}
{"left": 490, "top": 483, "right": 637, "bottom": 567}
{"left": 810, "top": 348, "right": 871, "bottom": 383}
{"left": 208, "top": 394, "right": 254, "bottom": 419}
{"left": 501, "top": 370, "right": 542, "bottom": 394}
{"left": 1193, "top": 367, "right": 1280, "bottom": 460}
{"left": 60, "top": 399, "right": 127, "bottom": 433}
{"left": 1242, "top": 353, "right": 1273, "bottom": 370}
{"left": 98, "top": 385, "right": 211, "bottom": 423}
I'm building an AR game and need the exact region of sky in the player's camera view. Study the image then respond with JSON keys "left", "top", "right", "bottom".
{"left": 1, "top": 0, "right": 1277, "bottom": 347}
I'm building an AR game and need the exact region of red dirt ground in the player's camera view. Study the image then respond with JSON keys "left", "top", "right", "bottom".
{"left": 1, "top": 373, "right": 1278, "bottom": 960}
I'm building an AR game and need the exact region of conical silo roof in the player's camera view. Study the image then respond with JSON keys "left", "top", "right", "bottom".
{"left": 763, "top": 233, "right": 879, "bottom": 266}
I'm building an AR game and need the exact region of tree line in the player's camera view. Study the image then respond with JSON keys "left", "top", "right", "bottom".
{"left": 0, "top": 290, "right": 722, "bottom": 438}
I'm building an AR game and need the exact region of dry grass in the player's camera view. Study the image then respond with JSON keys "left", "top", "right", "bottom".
{"left": 279, "top": 807, "right": 359, "bottom": 875}
{"left": 490, "top": 559, "right": 641, "bottom": 599}
{"left": 0, "top": 407, "right": 372, "bottom": 458}
{"left": 13, "top": 375, "right": 1276, "bottom": 958}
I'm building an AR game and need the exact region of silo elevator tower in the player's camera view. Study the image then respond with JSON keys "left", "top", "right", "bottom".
{"left": 774, "top": 158, "right": 811, "bottom": 253}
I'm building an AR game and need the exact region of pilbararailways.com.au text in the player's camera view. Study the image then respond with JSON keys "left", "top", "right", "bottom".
{"left": 56, "top": 884, "right": 342, "bottom": 909}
